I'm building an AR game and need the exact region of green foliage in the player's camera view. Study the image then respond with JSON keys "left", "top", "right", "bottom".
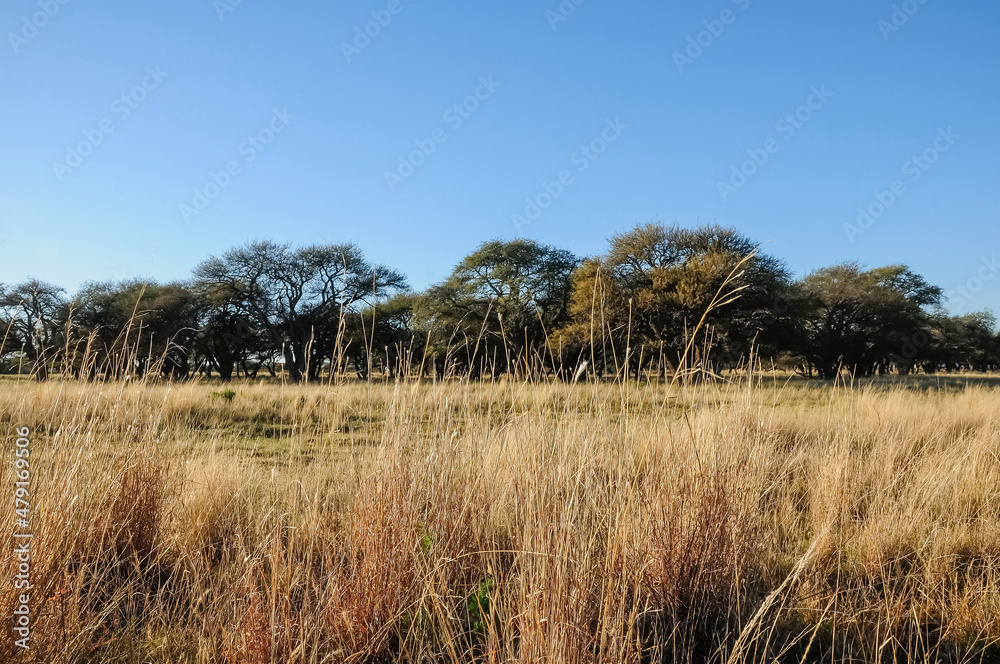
{"left": 211, "top": 389, "right": 236, "bottom": 402}
{"left": 5, "top": 231, "right": 999, "bottom": 383}
{"left": 70, "top": 279, "right": 201, "bottom": 379}
{"left": 193, "top": 240, "right": 408, "bottom": 383}
{"left": 418, "top": 530, "right": 434, "bottom": 559}
{"left": 562, "top": 223, "right": 793, "bottom": 377}
{"left": 466, "top": 578, "right": 495, "bottom": 637}
{"left": 413, "top": 238, "right": 578, "bottom": 377}
{"left": 797, "top": 263, "right": 944, "bottom": 378}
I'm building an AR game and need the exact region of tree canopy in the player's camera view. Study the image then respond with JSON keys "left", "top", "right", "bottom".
{"left": 2, "top": 227, "right": 996, "bottom": 382}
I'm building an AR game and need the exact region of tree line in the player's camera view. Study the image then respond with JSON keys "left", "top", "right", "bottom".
{"left": 2, "top": 224, "right": 997, "bottom": 383}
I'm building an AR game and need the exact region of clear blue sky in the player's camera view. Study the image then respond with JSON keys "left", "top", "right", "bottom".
{"left": 2, "top": 0, "right": 998, "bottom": 315}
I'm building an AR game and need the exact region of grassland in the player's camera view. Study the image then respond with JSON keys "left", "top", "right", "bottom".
{"left": 1, "top": 375, "right": 1000, "bottom": 663}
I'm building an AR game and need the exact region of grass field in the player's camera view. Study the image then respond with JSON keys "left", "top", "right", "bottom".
{"left": 2, "top": 375, "right": 1000, "bottom": 663}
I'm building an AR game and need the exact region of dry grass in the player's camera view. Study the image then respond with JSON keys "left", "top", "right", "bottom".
{"left": 1, "top": 375, "right": 1000, "bottom": 663}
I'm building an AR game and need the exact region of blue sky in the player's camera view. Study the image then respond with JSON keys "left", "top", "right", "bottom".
{"left": 1, "top": 0, "right": 998, "bottom": 314}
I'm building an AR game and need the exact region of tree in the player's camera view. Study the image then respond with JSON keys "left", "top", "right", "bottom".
{"left": 924, "top": 311, "right": 998, "bottom": 373}
{"left": 0, "top": 279, "right": 69, "bottom": 381}
{"left": 414, "top": 239, "right": 578, "bottom": 379}
{"left": 70, "top": 280, "right": 201, "bottom": 379}
{"left": 346, "top": 293, "right": 418, "bottom": 379}
{"left": 193, "top": 241, "right": 407, "bottom": 383}
{"left": 555, "top": 258, "right": 630, "bottom": 379}
{"left": 796, "top": 264, "right": 943, "bottom": 379}
{"left": 562, "top": 224, "right": 791, "bottom": 379}
{"left": 194, "top": 301, "right": 270, "bottom": 381}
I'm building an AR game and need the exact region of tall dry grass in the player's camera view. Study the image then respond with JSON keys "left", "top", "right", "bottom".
{"left": 1, "top": 375, "right": 999, "bottom": 663}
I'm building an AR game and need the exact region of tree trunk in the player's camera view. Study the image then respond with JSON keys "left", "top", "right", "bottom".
{"left": 283, "top": 345, "right": 302, "bottom": 383}
{"left": 22, "top": 339, "right": 48, "bottom": 382}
